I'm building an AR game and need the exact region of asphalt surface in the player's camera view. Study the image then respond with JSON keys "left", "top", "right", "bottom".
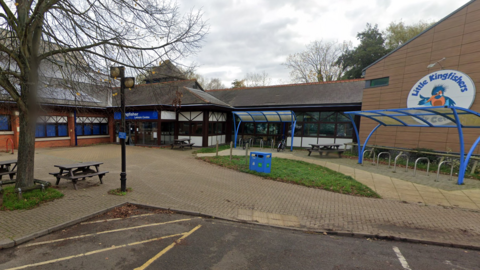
{"left": 1, "top": 207, "right": 480, "bottom": 270}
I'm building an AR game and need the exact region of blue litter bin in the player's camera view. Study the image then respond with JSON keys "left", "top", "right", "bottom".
{"left": 249, "top": 151, "right": 272, "bottom": 173}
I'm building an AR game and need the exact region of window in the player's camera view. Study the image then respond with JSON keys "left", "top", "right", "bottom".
{"left": 303, "top": 123, "right": 318, "bottom": 137}
{"left": 209, "top": 122, "right": 225, "bottom": 135}
{"left": 35, "top": 116, "right": 68, "bottom": 138}
{"left": 366, "top": 77, "right": 389, "bottom": 88}
{"left": 179, "top": 122, "right": 190, "bottom": 135}
{"left": 0, "top": 115, "right": 10, "bottom": 131}
{"left": 192, "top": 123, "right": 203, "bottom": 135}
{"left": 319, "top": 123, "right": 335, "bottom": 137}
{"left": 256, "top": 123, "right": 267, "bottom": 135}
{"left": 76, "top": 117, "right": 108, "bottom": 136}
{"left": 336, "top": 123, "right": 353, "bottom": 137}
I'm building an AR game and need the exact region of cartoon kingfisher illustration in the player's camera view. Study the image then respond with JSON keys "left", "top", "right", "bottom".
{"left": 418, "top": 85, "right": 456, "bottom": 107}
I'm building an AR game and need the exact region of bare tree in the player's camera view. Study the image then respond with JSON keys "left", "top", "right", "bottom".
{"left": 0, "top": 0, "right": 208, "bottom": 188}
{"left": 244, "top": 71, "right": 271, "bottom": 87}
{"left": 204, "top": 78, "right": 225, "bottom": 90}
{"left": 283, "top": 40, "right": 351, "bottom": 83}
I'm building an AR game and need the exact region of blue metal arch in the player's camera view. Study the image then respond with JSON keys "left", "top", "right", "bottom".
{"left": 232, "top": 111, "right": 297, "bottom": 151}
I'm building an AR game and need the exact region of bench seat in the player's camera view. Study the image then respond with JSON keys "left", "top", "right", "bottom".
{"left": 307, "top": 148, "right": 345, "bottom": 157}
{"left": 171, "top": 143, "right": 195, "bottom": 150}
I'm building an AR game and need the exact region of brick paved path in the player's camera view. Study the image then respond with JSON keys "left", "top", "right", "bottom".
{"left": 3, "top": 145, "right": 480, "bottom": 248}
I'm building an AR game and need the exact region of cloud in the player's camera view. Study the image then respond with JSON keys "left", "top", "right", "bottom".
{"left": 179, "top": 0, "right": 471, "bottom": 86}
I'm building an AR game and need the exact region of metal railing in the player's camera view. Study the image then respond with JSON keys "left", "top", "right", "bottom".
{"left": 413, "top": 157, "right": 430, "bottom": 176}
{"left": 436, "top": 160, "right": 454, "bottom": 181}
{"left": 376, "top": 152, "right": 391, "bottom": 168}
{"left": 393, "top": 153, "right": 409, "bottom": 172}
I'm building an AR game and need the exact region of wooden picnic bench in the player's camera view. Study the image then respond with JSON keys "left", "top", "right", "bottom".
{"left": 0, "top": 160, "right": 17, "bottom": 181}
{"left": 50, "top": 162, "right": 108, "bottom": 190}
{"left": 307, "top": 144, "right": 345, "bottom": 157}
{"left": 170, "top": 138, "right": 195, "bottom": 150}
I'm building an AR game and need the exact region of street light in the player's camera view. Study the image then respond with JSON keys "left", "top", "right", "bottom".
{"left": 110, "top": 66, "right": 135, "bottom": 192}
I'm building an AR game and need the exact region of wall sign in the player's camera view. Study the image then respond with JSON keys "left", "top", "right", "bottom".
{"left": 407, "top": 70, "right": 476, "bottom": 125}
{"left": 114, "top": 111, "right": 158, "bottom": 120}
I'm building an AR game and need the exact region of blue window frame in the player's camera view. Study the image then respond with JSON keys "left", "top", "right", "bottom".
{"left": 92, "top": 124, "right": 100, "bottom": 135}
{"left": 35, "top": 124, "right": 45, "bottom": 137}
{"left": 58, "top": 124, "right": 68, "bottom": 137}
{"left": 84, "top": 124, "right": 92, "bottom": 135}
{"left": 0, "top": 115, "right": 10, "bottom": 131}
{"left": 75, "top": 124, "right": 83, "bottom": 136}
{"left": 46, "top": 124, "right": 56, "bottom": 137}
{"left": 100, "top": 124, "right": 108, "bottom": 135}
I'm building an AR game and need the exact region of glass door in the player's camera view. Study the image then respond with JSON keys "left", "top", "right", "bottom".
{"left": 127, "top": 121, "right": 136, "bottom": 145}
{"left": 161, "top": 122, "right": 175, "bottom": 145}
{"left": 138, "top": 122, "right": 158, "bottom": 145}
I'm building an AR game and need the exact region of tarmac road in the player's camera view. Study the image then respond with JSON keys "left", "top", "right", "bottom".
{"left": 1, "top": 208, "right": 479, "bottom": 270}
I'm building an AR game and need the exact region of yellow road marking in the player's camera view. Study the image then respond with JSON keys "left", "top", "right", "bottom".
{"left": 23, "top": 218, "right": 198, "bottom": 248}
{"left": 134, "top": 225, "right": 202, "bottom": 270}
{"left": 5, "top": 233, "right": 185, "bottom": 270}
{"left": 80, "top": 214, "right": 155, "bottom": 225}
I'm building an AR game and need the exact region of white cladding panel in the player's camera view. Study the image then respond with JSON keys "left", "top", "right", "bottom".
{"left": 318, "top": 138, "right": 335, "bottom": 144}
{"left": 190, "top": 136, "right": 202, "bottom": 146}
{"left": 288, "top": 137, "right": 302, "bottom": 147}
{"left": 179, "top": 111, "right": 203, "bottom": 121}
{"left": 161, "top": 111, "right": 176, "bottom": 120}
{"left": 302, "top": 137, "right": 317, "bottom": 147}
{"left": 335, "top": 138, "right": 353, "bottom": 149}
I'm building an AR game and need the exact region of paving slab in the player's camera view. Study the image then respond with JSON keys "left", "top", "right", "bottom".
{"left": 2, "top": 145, "right": 480, "bottom": 249}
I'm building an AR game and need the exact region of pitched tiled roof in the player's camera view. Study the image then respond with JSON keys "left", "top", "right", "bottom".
{"left": 111, "top": 80, "right": 229, "bottom": 107}
{"left": 206, "top": 79, "right": 364, "bottom": 107}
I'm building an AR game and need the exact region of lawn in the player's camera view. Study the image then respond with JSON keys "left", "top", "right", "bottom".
{"left": 194, "top": 145, "right": 231, "bottom": 154}
{"left": 200, "top": 156, "right": 380, "bottom": 198}
{"left": 1, "top": 186, "right": 64, "bottom": 211}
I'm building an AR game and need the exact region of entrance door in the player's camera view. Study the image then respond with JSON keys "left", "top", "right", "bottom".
{"left": 127, "top": 122, "right": 136, "bottom": 145}
{"left": 138, "top": 122, "right": 158, "bottom": 145}
{"left": 161, "top": 122, "right": 175, "bottom": 145}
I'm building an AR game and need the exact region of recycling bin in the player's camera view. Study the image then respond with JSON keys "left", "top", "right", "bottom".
{"left": 249, "top": 151, "right": 272, "bottom": 173}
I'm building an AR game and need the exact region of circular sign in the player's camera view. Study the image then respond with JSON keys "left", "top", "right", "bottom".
{"left": 407, "top": 70, "right": 476, "bottom": 125}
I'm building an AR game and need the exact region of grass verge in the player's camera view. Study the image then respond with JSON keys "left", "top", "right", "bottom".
{"left": 200, "top": 156, "right": 380, "bottom": 198}
{"left": 108, "top": 187, "right": 133, "bottom": 196}
{"left": 1, "top": 186, "right": 64, "bottom": 211}
{"left": 194, "top": 145, "right": 231, "bottom": 154}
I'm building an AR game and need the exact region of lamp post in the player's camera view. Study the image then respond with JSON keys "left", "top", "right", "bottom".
{"left": 110, "top": 66, "right": 135, "bottom": 192}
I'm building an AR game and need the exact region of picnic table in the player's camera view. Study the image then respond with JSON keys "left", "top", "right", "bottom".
{"left": 307, "top": 143, "right": 345, "bottom": 157}
{"left": 171, "top": 138, "right": 195, "bottom": 150}
{"left": 50, "top": 162, "right": 108, "bottom": 190}
{"left": 0, "top": 160, "right": 17, "bottom": 181}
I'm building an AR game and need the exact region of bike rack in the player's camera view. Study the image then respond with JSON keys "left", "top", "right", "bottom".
{"left": 393, "top": 153, "right": 409, "bottom": 172}
{"left": 436, "top": 160, "right": 454, "bottom": 181}
{"left": 362, "top": 150, "right": 375, "bottom": 166}
{"left": 5, "top": 138, "right": 13, "bottom": 154}
{"left": 259, "top": 140, "right": 264, "bottom": 149}
{"left": 271, "top": 139, "right": 275, "bottom": 149}
{"left": 376, "top": 152, "right": 391, "bottom": 168}
{"left": 413, "top": 157, "right": 430, "bottom": 176}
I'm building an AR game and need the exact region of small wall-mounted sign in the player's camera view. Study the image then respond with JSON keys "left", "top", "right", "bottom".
{"left": 118, "top": 132, "right": 126, "bottom": 139}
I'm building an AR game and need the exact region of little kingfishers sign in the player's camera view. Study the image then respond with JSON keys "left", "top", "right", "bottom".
{"left": 407, "top": 70, "right": 476, "bottom": 125}
{"left": 114, "top": 111, "right": 158, "bottom": 120}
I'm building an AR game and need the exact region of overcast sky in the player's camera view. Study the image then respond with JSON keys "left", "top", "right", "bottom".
{"left": 179, "top": 0, "right": 470, "bottom": 86}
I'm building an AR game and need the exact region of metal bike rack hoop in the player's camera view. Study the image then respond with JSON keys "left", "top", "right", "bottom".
{"left": 436, "top": 160, "right": 454, "bottom": 181}
{"left": 377, "top": 152, "right": 391, "bottom": 168}
{"left": 362, "top": 150, "right": 376, "bottom": 166}
{"left": 393, "top": 153, "right": 409, "bottom": 172}
{"left": 414, "top": 157, "right": 430, "bottom": 176}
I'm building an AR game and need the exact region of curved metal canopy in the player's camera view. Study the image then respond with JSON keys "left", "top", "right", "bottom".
{"left": 344, "top": 106, "right": 480, "bottom": 128}
{"left": 232, "top": 111, "right": 296, "bottom": 123}
{"left": 344, "top": 106, "right": 480, "bottom": 186}
{"left": 232, "top": 111, "right": 297, "bottom": 151}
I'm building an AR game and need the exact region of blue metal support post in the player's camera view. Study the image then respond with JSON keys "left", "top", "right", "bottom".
{"left": 452, "top": 108, "right": 466, "bottom": 185}
{"left": 358, "top": 124, "right": 381, "bottom": 164}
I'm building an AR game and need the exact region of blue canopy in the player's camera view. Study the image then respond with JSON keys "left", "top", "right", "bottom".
{"left": 344, "top": 106, "right": 480, "bottom": 185}
{"left": 233, "top": 111, "right": 297, "bottom": 151}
